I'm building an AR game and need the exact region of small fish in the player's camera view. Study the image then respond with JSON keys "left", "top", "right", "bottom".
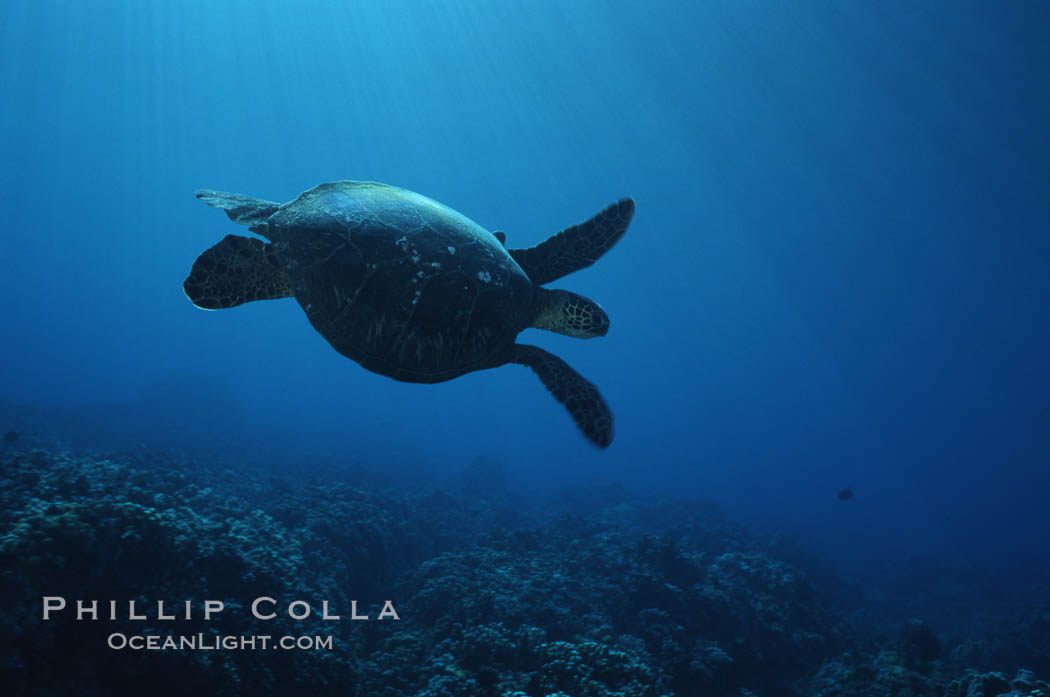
{"left": 2, "top": 431, "right": 18, "bottom": 443}
{"left": 837, "top": 488, "right": 854, "bottom": 501}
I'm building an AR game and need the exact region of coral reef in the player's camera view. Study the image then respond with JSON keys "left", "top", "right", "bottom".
{"left": 1, "top": 443, "right": 1047, "bottom": 696}
{"left": 945, "top": 669, "right": 1050, "bottom": 697}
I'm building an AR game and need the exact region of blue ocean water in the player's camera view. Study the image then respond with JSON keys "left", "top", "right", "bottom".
{"left": 1, "top": 0, "right": 1048, "bottom": 602}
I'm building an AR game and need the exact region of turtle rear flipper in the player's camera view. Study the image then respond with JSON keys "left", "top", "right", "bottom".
{"left": 510, "top": 344, "right": 613, "bottom": 448}
{"left": 509, "top": 198, "right": 634, "bottom": 285}
{"left": 183, "top": 235, "right": 292, "bottom": 310}
{"left": 196, "top": 189, "right": 280, "bottom": 226}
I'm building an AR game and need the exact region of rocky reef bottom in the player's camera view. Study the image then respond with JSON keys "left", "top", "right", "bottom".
{"left": 0, "top": 445, "right": 1047, "bottom": 697}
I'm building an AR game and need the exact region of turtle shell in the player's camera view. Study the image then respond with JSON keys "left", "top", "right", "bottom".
{"left": 263, "top": 181, "right": 534, "bottom": 383}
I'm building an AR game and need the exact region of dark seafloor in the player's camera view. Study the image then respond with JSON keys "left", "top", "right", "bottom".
{"left": 1, "top": 427, "right": 1047, "bottom": 697}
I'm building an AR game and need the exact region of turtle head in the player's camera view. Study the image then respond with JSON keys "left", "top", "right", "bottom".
{"left": 530, "top": 287, "right": 610, "bottom": 339}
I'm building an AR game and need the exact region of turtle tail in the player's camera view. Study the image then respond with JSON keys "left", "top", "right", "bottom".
{"left": 183, "top": 235, "right": 293, "bottom": 310}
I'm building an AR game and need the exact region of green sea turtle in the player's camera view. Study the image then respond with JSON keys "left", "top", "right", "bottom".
{"left": 183, "top": 181, "right": 633, "bottom": 447}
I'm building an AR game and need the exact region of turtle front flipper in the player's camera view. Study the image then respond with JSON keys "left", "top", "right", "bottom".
{"left": 183, "top": 235, "right": 292, "bottom": 310}
{"left": 509, "top": 344, "right": 613, "bottom": 448}
{"left": 509, "top": 198, "right": 634, "bottom": 285}
{"left": 195, "top": 189, "right": 280, "bottom": 226}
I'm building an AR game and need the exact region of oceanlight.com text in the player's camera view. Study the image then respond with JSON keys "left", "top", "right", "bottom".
{"left": 107, "top": 633, "right": 334, "bottom": 651}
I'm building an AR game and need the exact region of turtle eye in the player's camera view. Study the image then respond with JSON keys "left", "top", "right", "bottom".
{"left": 588, "top": 303, "right": 611, "bottom": 336}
